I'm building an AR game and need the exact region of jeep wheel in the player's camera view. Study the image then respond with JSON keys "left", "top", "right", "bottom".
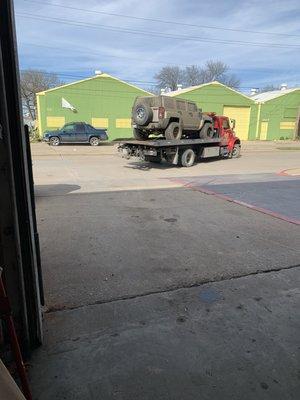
{"left": 165, "top": 122, "right": 182, "bottom": 140}
{"left": 199, "top": 123, "right": 214, "bottom": 139}
{"left": 133, "top": 128, "right": 149, "bottom": 140}
{"left": 133, "top": 104, "right": 153, "bottom": 126}
{"left": 180, "top": 148, "right": 195, "bottom": 167}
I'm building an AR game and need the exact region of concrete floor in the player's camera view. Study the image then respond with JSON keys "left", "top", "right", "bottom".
{"left": 30, "top": 144, "right": 300, "bottom": 399}
{"left": 31, "top": 268, "right": 300, "bottom": 400}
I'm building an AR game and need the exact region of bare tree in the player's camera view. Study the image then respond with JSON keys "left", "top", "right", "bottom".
{"left": 184, "top": 65, "right": 202, "bottom": 87}
{"left": 144, "top": 86, "right": 160, "bottom": 95}
{"left": 154, "top": 66, "right": 184, "bottom": 91}
{"left": 201, "top": 60, "right": 228, "bottom": 82}
{"left": 155, "top": 61, "right": 240, "bottom": 90}
{"left": 198, "top": 61, "right": 240, "bottom": 88}
{"left": 20, "top": 70, "right": 61, "bottom": 120}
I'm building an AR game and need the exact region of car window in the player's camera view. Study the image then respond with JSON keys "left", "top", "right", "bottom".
{"left": 188, "top": 102, "right": 197, "bottom": 112}
{"left": 163, "top": 98, "right": 174, "bottom": 109}
{"left": 87, "top": 124, "right": 95, "bottom": 131}
{"left": 176, "top": 100, "right": 186, "bottom": 111}
{"left": 75, "top": 123, "right": 85, "bottom": 132}
{"left": 222, "top": 119, "right": 230, "bottom": 129}
{"left": 63, "top": 124, "right": 76, "bottom": 132}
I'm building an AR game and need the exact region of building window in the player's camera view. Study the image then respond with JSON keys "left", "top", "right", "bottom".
{"left": 92, "top": 118, "right": 109, "bottom": 128}
{"left": 116, "top": 119, "right": 131, "bottom": 128}
{"left": 280, "top": 121, "right": 295, "bottom": 130}
{"left": 46, "top": 116, "right": 65, "bottom": 128}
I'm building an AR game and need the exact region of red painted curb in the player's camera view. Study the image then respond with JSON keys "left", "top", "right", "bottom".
{"left": 277, "top": 168, "right": 300, "bottom": 177}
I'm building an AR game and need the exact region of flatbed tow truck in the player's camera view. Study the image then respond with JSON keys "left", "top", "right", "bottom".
{"left": 118, "top": 114, "right": 241, "bottom": 167}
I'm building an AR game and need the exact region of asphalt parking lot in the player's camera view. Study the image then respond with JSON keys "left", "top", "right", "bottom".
{"left": 30, "top": 143, "right": 300, "bottom": 399}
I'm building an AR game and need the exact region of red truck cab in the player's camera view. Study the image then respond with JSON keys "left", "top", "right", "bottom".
{"left": 207, "top": 113, "right": 241, "bottom": 157}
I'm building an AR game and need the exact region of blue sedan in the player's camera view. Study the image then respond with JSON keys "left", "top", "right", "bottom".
{"left": 43, "top": 122, "right": 108, "bottom": 146}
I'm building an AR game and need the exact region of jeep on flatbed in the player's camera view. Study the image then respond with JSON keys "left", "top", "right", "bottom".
{"left": 119, "top": 113, "right": 241, "bottom": 168}
{"left": 132, "top": 95, "right": 213, "bottom": 140}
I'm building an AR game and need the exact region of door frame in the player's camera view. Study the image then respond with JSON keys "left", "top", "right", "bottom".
{"left": 0, "top": 0, "right": 43, "bottom": 353}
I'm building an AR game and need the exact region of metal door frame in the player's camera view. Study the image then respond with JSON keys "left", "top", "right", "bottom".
{"left": 0, "top": 0, "right": 43, "bottom": 354}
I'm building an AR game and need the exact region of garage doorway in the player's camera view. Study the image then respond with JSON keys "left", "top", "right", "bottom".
{"left": 223, "top": 106, "right": 251, "bottom": 140}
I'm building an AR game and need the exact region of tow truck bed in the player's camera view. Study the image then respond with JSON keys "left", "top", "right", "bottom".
{"left": 121, "top": 137, "right": 222, "bottom": 147}
{"left": 118, "top": 136, "right": 240, "bottom": 167}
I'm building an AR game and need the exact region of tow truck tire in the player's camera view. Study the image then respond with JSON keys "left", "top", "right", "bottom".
{"left": 133, "top": 128, "right": 149, "bottom": 140}
{"left": 144, "top": 155, "right": 161, "bottom": 163}
{"left": 165, "top": 122, "right": 182, "bottom": 140}
{"left": 231, "top": 143, "right": 241, "bottom": 158}
{"left": 180, "top": 148, "right": 195, "bottom": 167}
{"left": 199, "top": 123, "right": 213, "bottom": 139}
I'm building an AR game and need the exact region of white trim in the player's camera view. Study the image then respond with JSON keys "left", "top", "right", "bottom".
{"left": 166, "top": 81, "right": 254, "bottom": 101}
{"left": 37, "top": 73, "right": 152, "bottom": 95}
{"left": 252, "top": 88, "right": 300, "bottom": 103}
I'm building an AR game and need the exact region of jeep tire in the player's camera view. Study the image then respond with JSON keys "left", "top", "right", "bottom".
{"left": 165, "top": 122, "right": 182, "bottom": 140}
{"left": 199, "top": 123, "right": 213, "bottom": 139}
{"left": 132, "top": 104, "right": 153, "bottom": 126}
{"left": 133, "top": 128, "right": 149, "bottom": 140}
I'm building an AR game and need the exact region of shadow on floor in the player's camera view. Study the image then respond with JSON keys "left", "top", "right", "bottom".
{"left": 35, "top": 184, "right": 81, "bottom": 197}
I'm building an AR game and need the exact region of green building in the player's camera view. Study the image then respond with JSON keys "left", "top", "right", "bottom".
{"left": 251, "top": 88, "right": 300, "bottom": 140}
{"left": 37, "top": 75, "right": 300, "bottom": 142}
{"left": 36, "top": 73, "right": 151, "bottom": 140}
{"left": 167, "top": 81, "right": 258, "bottom": 140}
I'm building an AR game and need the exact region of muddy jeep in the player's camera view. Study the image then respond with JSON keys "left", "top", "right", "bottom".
{"left": 132, "top": 95, "right": 213, "bottom": 140}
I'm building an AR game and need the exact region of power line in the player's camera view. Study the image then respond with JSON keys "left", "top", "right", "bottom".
{"left": 19, "top": 42, "right": 192, "bottom": 68}
{"left": 16, "top": 13, "right": 300, "bottom": 49}
{"left": 22, "top": 0, "right": 300, "bottom": 39}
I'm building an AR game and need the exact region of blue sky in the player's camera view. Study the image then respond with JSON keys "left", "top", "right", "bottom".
{"left": 15, "top": 0, "right": 300, "bottom": 93}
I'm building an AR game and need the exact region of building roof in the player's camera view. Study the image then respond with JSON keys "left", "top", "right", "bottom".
{"left": 251, "top": 88, "right": 300, "bottom": 102}
{"left": 166, "top": 81, "right": 253, "bottom": 101}
{"left": 37, "top": 73, "right": 152, "bottom": 96}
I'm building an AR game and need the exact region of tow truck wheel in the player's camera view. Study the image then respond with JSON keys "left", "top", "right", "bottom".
{"left": 231, "top": 143, "right": 241, "bottom": 158}
{"left": 180, "top": 148, "right": 195, "bottom": 167}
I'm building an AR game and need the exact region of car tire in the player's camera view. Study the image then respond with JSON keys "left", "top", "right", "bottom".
{"left": 230, "top": 143, "right": 241, "bottom": 158}
{"left": 89, "top": 136, "right": 100, "bottom": 146}
{"left": 49, "top": 136, "right": 60, "bottom": 146}
{"left": 180, "top": 148, "right": 196, "bottom": 167}
{"left": 144, "top": 155, "right": 161, "bottom": 163}
{"left": 132, "top": 104, "right": 153, "bottom": 126}
{"left": 133, "top": 128, "right": 149, "bottom": 140}
{"left": 199, "top": 123, "right": 213, "bottom": 139}
{"left": 165, "top": 122, "right": 182, "bottom": 140}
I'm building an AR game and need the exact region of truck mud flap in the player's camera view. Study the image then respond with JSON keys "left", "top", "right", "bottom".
{"left": 172, "top": 147, "right": 179, "bottom": 165}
